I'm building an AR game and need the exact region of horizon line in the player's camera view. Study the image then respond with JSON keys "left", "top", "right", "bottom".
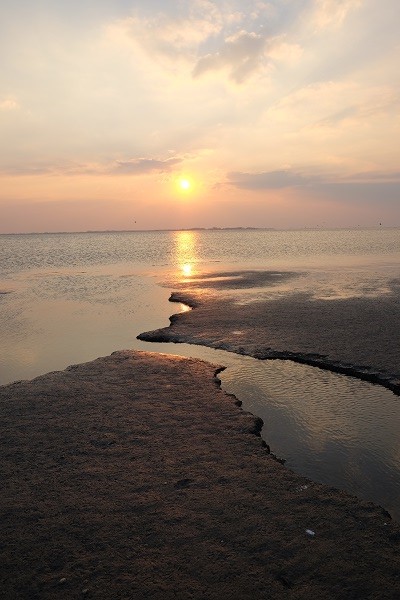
{"left": 0, "top": 225, "right": 396, "bottom": 236}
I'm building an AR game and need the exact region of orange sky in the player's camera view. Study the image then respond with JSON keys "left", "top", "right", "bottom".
{"left": 1, "top": 1, "right": 399, "bottom": 232}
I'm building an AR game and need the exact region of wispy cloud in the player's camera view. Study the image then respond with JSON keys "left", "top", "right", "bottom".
{"left": 108, "top": 1, "right": 302, "bottom": 83}
{"left": 112, "top": 157, "right": 182, "bottom": 175}
{"left": 0, "top": 157, "right": 184, "bottom": 177}
{"left": 107, "top": 2, "right": 225, "bottom": 67}
{"left": 344, "top": 171, "right": 400, "bottom": 183}
{"left": 311, "top": 0, "right": 363, "bottom": 30}
{"left": 228, "top": 168, "right": 400, "bottom": 196}
{"left": 227, "top": 169, "right": 313, "bottom": 190}
{"left": 193, "top": 30, "right": 267, "bottom": 83}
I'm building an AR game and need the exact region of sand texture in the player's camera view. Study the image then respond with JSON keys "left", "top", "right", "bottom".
{"left": 1, "top": 350, "right": 400, "bottom": 599}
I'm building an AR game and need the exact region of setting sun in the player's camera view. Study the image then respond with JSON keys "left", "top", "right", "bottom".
{"left": 179, "top": 178, "right": 191, "bottom": 191}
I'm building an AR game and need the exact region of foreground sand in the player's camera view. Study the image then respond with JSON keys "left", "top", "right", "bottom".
{"left": 1, "top": 350, "right": 400, "bottom": 599}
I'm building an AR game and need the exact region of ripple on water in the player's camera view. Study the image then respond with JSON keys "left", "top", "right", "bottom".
{"left": 218, "top": 357, "right": 400, "bottom": 521}
{"left": 135, "top": 339, "right": 400, "bottom": 521}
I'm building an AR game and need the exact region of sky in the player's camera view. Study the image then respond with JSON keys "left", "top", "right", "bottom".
{"left": 1, "top": 0, "right": 399, "bottom": 232}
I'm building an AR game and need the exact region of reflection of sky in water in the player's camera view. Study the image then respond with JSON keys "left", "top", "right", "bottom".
{"left": 178, "top": 262, "right": 399, "bottom": 303}
{"left": 218, "top": 356, "right": 400, "bottom": 521}
{"left": 0, "top": 265, "right": 173, "bottom": 385}
{"left": 136, "top": 336, "right": 400, "bottom": 522}
{"left": 163, "top": 230, "right": 400, "bottom": 301}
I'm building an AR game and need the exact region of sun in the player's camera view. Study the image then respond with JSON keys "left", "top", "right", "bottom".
{"left": 175, "top": 176, "right": 196, "bottom": 197}
{"left": 179, "top": 178, "right": 191, "bottom": 191}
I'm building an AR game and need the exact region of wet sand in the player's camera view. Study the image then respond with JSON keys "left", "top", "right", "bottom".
{"left": 140, "top": 270, "right": 400, "bottom": 393}
{"left": 2, "top": 268, "right": 400, "bottom": 598}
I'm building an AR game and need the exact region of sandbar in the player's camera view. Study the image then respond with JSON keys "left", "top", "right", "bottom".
{"left": 140, "top": 269, "right": 400, "bottom": 393}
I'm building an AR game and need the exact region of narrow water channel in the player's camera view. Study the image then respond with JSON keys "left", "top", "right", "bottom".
{"left": 135, "top": 337, "right": 400, "bottom": 522}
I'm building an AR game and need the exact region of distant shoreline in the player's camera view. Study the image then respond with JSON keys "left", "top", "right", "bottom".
{"left": 1, "top": 225, "right": 397, "bottom": 236}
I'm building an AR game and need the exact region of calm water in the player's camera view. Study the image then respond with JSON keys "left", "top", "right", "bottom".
{"left": 1, "top": 228, "right": 400, "bottom": 518}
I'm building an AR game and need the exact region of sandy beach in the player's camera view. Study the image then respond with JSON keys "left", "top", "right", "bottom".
{"left": 2, "top": 267, "right": 400, "bottom": 598}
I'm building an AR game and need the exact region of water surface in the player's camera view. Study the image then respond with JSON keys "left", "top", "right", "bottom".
{"left": 1, "top": 228, "right": 400, "bottom": 520}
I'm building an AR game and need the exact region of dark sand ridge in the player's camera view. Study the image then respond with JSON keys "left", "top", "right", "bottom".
{"left": 1, "top": 351, "right": 400, "bottom": 599}
{"left": 139, "top": 269, "right": 400, "bottom": 393}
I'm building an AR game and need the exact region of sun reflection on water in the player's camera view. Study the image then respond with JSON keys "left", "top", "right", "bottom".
{"left": 182, "top": 263, "right": 193, "bottom": 277}
{"left": 174, "top": 231, "right": 198, "bottom": 281}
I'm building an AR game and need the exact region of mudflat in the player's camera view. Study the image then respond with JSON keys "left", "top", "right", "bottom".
{"left": 140, "top": 269, "right": 400, "bottom": 392}
{"left": 1, "top": 350, "right": 399, "bottom": 599}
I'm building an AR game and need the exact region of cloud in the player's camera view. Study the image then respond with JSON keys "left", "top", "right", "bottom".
{"left": 112, "top": 157, "right": 182, "bottom": 174}
{"left": 193, "top": 30, "right": 267, "bottom": 83}
{"left": 227, "top": 169, "right": 312, "bottom": 190}
{"left": 0, "top": 98, "right": 19, "bottom": 111}
{"left": 228, "top": 167, "right": 400, "bottom": 194}
{"left": 314, "top": 180, "right": 400, "bottom": 207}
{"left": 349, "top": 171, "right": 400, "bottom": 182}
{"left": 0, "top": 157, "right": 183, "bottom": 177}
{"left": 267, "top": 39, "right": 304, "bottom": 65}
{"left": 108, "top": 2, "right": 295, "bottom": 83}
{"left": 315, "top": 106, "right": 359, "bottom": 127}
{"left": 108, "top": 3, "right": 224, "bottom": 66}
{"left": 227, "top": 168, "right": 400, "bottom": 217}
{"left": 312, "top": 0, "right": 362, "bottom": 30}
{"left": 0, "top": 161, "right": 81, "bottom": 176}
{"left": 265, "top": 80, "right": 400, "bottom": 135}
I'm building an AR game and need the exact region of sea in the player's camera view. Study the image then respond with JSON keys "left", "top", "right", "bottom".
{"left": 1, "top": 228, "right": 400, "bottom": 519}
